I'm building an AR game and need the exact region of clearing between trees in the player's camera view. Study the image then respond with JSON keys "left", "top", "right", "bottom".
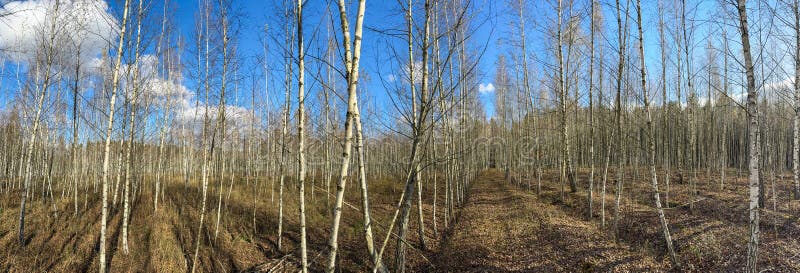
{"left": 430, "top": 169, "right": 664, "bottom": 272}
{"left": 429, "top": 168, "right": 800, "bottom": 272}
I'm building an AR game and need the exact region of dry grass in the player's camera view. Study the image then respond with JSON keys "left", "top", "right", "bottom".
{"left": 0, "top": 172, "right": 448, "bottom": 272}
{"left": 514, "top": 167, "right": 800, "bottom": 272}
{"left": 1, "top": 167, "right": 795, "bottom": 272}
{"left": 426, "top": 169, "right": 667, "bottom": 272}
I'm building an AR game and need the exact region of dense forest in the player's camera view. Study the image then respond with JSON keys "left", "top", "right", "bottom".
{"left": 0, "top": 0, "right": 798, "bottom": 272}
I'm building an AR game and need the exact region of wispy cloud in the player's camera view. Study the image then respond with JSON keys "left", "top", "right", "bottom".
{"left": 400, "top": 61, "right": 422, "bottom": 85}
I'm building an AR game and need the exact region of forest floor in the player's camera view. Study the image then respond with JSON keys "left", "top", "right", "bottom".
{"left": 0, "top": 167, "right": 798, "bottom": 272}
{"left": 0, "top": 171, "right": 446, "bottom": 273}
{"left": 425, "top": 168, "right": 800, "bottom": 272}
{"left": 427, "top": 169, "right": 665, "bottom": 272}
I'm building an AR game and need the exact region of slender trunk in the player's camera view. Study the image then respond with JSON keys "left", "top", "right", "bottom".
{"left": 636, "top": 0, "right": 679, "bottom": 266}
{"left": 658, "top": 1, "right": 671, "bottom": 204}
{"left": 613, "top": 0, "right": 627, "bottom": 241}
{"left": 721, "top": 29, "right": 729, "bottom": 190}
{"left": 191, "top": 1, "right": 218, "bottom": 271}
{"left": 682, "top": 0, "right": 698, "bottom": 212}
{"left": 153, "top": 0, "right": 171, "bottom": 213}
{"left": 587, "top": 0, "right": 596, "bottom": 220}
{"left": 276, "top": 2, "right": 294, "bottom": 250}
{"left": 324, "top": 30, "right": 334, "bottom": 210}
{"left": 736, "top": 0, "right": 760, "bottom": 271}
{"left": 557, "top": 0, "right": 577, "bottom": 197}
{"left": 113, "top": 120, "right": 126, "bottom": 208}
{"left": 326, "top": 0, "right": 371, "bottom": 271}
{"left": 601, "top": 130, "right": 614, "bottom": 228}
{"left": 214, "top": 1, "right": 230, "bottom": 241}
{"left": 673, "top": 1, "right": 684, "bottom": 205}
{"left": 794, "top": 0, "right": 800, "bottom": 200}
{"left": 19, "top": 68, "right": 49, "bottom": 246}
{"left": 296, "top": 1, "right": 309, "bottom": 271}
{"left": 355, "top": 107, "right": 386, "bottom": 272}
{"left": 396, "top": 1, "right": 431, "bottom": 271}
{"left": 122, "top": 0, "right": 145, "bottom": 254}
{"left": 98, "top": 0, "right": 131, "bottom": 271}
{"left": 415, "top": 152, "right": 426, "bottom": 249}
{"left": 72, "top": 53, "right": 81, "bottom": 216}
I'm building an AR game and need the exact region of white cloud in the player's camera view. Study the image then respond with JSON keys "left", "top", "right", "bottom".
{"left": 0, "top": 0, "right": 118, "bottom": 72}
{"left": 175, "top": 102, "right": 256, "bottom": 139}
{"left": 698, "top": 96, "right": 714, "bottom": 107}
{"left": 479, "top": 83, "right": 495, "bottom": 94}
{"left": 143, "top": 70, "right": 253, "bottom": 137}
{"left": 764, "top": 77, "right": 794, "bottom": 93}
{"left": 730, "top": 92, "right": 747, "bottom": 103}
{"left": 143, "top": 76, "right": 193, "bottom": 108}
{"left": 0, "top": 1, "right": 258, "bottom": 139}
{"left": 678, "top": 92, "right": 746, "bottom": 109}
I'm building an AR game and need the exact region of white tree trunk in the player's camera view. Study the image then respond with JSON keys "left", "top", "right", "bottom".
{"left": 636, "top": 0, "right": 679, "bottom": 266}
{"left": 736, "top": 0, "right": 760, "bottom": 271}
{"left": 296, "top": 1, "right": 309, "bottom": 271}
{"left": 794, "top": 0, "right": 800, "bottom": 200}
{"left": 122, "top": 0, "right": 145, "bottom": 254}
{"left": 99, "top": 0, "right": 131, "bottom": 271}
{"left": 325, "top": 0, "right": 371, "bottom": 271}
{"left": 613, "top": 0, "right": 628, "bottom": 241}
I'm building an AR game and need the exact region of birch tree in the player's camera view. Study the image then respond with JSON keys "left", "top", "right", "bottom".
{"left": 295, "top": 0, "right": 309, "bottom": 271}
{"left": 325, "top": 0, "right": 379, "bottom": 272}
{"left": 121, "top": 0, "right": 145, "bottom": 254}
{"left": 613, "top": 0, "right": 628, "bottom": 241}
{"left": 735, "top": 0, "right": 761, "bottom": 271}
{"left": 213, "top": 0, "right": 231, "bottom": 241}
{"left": 276, "top": 0, "right": 294, "bottom": 251}
{"left": 393, "top": 0, "right": 433, "bottom": 271}
{"left": 98, "top": 0, "right": 131, "bottom": 270}
{"left": 635, "top": 0, "right": 678, "bottom": 266}
{"left": 794, "top": 0, "right": 800, "bottom": 200}
{"left": 587, "top": 0, "right": 596, "bottom": 219}
{"left": 191, "top": 0, "right": 223, "bottom": 270}
{"left": 556, "top": 0, "right": 577, "bottom": 198}
{"left": 18, "top": 0, "right": 63, "bottom": 247}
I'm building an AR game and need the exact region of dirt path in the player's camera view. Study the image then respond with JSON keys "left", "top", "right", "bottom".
{"left": 429, "top": 169, "right": 669, "bottom": 272}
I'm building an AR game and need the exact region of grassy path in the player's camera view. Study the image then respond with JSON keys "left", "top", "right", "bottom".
{"left": 429, "top": 169, "right": 668, "bottom": 272}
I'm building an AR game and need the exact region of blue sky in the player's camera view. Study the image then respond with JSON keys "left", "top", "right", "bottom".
{"left": 0, "top": 0, "right": 502, "bottom": 138}
{"left": 161, "top": 0, "right": 503, "bottom": 120}
{"left": 2, "top": 0, "right": 783, "bottom": 128}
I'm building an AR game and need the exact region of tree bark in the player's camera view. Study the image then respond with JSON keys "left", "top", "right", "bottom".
{"left": 97, "top": 0, "right": 131, "bottom": 271}
{"left": 557, "top": 0, "right": 577, "bottom": 197}
{"left": 794, "top": 0, "right": 800, "bottom": 200}
{"left": 736, "top": 0, "right": 761, "bottom": 271}
{"left": 122, "top": 0, "right": 145, "bottom": 254}
{"left": 587, "top": 0, "right": 596, "bottom": 220}
{"left": 191, "top": 1, "right": 220, "bottom": 271}
{"left": 636, "top": 0, "right": 679, "bottom": 267}
{"left": 19, "top": 0, "right": 65, "bottom": 247}
{"left": 396, "top": 1, "right": 431, "bottom": 271}
{"left": 276, "top": 1, "right": 294, "bottom": 251}
{"left": 326, "top": 0, "right": 376, "bottom": 271}
{"left": 613, "top": 0, "right": 628, "bottom": 241}
{"left": 296, "top": 0, "right": 309, "bottom": 271}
